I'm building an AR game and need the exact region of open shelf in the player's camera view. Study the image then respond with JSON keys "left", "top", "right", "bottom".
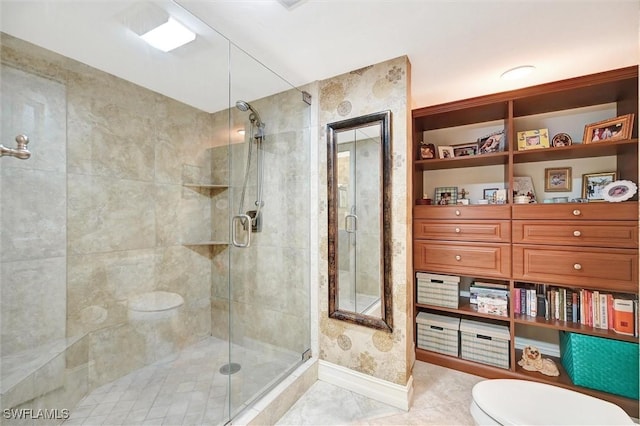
{"left": 513, "top": 138, "right": 637, "bottom": 163}
{"left": 182, "top": 241, "right": 228, "bottom": 246}
{"left": 417, "top": 298, "right": 509, "bottom": 322}
{"left": 514, "top": 314, "right": 639, "bottom": 343}
{"left": 415, "top": 151, "right": 508, "bottom": 171}
{"left": 182, "top": 183, "right": 228, "bottom": 190}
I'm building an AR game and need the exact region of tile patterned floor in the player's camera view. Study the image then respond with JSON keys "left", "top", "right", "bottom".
{"left": 276, "top": 362, "right": 484, "bottom": 426}
{"left": 64, "top": 337, "right": 299, "bottom": 426}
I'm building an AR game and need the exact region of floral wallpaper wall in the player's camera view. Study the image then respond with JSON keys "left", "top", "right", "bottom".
{"left": 318, "top": 56, "right": 414, "bottom": 386}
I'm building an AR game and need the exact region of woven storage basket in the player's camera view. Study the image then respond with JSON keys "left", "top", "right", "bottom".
{"left": 460, "top": 319, "right": 510, "bottom": 369}
{"left": 560, "top": 332, "right": 639, "bottom": 399}
{"left": 416, "top": 272, "right": 460, "bottom": 308}
{"left": 416, "top": 312, "right": 460, "bottom": 356}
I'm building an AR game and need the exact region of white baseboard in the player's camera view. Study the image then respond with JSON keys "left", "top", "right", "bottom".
{"left": 318, "top": 360, "right": 413, "bottom": 411}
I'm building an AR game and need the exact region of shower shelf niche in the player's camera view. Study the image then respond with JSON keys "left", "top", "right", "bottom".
{"left": 182, "top": 183, "right": 229, "bottom": 246}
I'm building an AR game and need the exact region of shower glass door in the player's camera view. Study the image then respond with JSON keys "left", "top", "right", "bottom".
{"left": 223, "top": 45, "right": 311, "bottom": 419}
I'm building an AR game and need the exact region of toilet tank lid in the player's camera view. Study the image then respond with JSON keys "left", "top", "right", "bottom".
{"left": 472, "top": 379, "right": 634, "bottom": 425}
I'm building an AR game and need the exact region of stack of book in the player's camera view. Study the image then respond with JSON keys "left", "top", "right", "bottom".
{"left": 514, "top": 284, "right": 639, "bottom": 337}
{"left": 470, "top": 282, "right": 509, "bottom": 317}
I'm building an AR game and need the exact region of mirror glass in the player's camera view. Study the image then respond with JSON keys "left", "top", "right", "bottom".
{"left": 327, "top": 111, "right": 392, "bottom": 331}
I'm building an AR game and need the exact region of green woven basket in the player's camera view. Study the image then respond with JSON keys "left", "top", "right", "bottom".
{"left": 560, "top": 332, "right": 639, "bottom": 399}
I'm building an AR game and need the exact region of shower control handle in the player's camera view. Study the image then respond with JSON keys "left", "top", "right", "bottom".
{"left": 232, "top": 214, "right": 252, "bottom": 248}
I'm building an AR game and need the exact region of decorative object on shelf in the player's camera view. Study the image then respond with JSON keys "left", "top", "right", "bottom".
{"left": 434, "top": 186, "right": 458, "bottom": 205}
{"left": 483, "top": 187, "right": 498, "bottom": 203}
{"left": 551, "top": 132, "right": 573, "bottom": 147}
{"left": 602, "top": 180, "right": 637, "bottom": 203}
{"left": 517, "top": 128, "right": 550, "bottom": 151}
{"left": 495, "top": 189, "right": 507, "bottom": 204}
{"left": 478, "top": 129, "right": 505, "bottom": 154}
{"left": 513, "top": 176, "right": 536, "bottom": 202}
{"left": 582, "top": 172, "right": 617, "bottom": 202}
{"left": 457, "top": 188, "right": 469, "bottom": 204}
{"left": 437, "top": 145, "right": 454, "bottom": 159}
{"left": 452, "top": 142, "right": 479, "bottom": 157}
{"left": 518, "top": 345, "right": 560, "bottom": 377}
{"left": 583, "top": 114, "right": 634, "bottom": 144}
{"left": 544, "top": 167, "right": 572, "bottom": 192}
{"left": 419, "top": 142, "right": 436, "bottom": 160}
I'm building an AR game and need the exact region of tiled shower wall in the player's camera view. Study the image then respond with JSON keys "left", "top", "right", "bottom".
{"left": 1, "top": 33, "right": 214, "bottom": 390}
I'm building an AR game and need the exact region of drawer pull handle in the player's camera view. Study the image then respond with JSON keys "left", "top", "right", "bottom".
{"left": 573, "top": 263, "right": 582, "bottom": 270}
{"left": 573, "top": 230, "right": 581, "bottom": 237}
{"left": 572, "top": 209, "right": 581, "bottom": 216}
{"left": 455, "top": 255, "right": 461, "bottom": 261}
{"left": 455, "top": 227, "right": 461, "bottom": 233}
{"left": 455, "top": 210, "right": 461, "bottom": 216}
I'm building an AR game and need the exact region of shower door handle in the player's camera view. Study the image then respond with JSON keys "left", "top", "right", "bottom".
{"left": 232, "top": 214, "right": 252, "bottom": 248}
{"left": 345, "top": 214, "right": 358, "bottom": 233}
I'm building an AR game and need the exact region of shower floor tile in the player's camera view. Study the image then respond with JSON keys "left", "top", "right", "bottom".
{"left": 65, "top": 336, "right": 298, "bottom": 426}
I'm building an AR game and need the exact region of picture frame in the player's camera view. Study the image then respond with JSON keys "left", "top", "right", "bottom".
{"left": 602, "top": 180, "right": 637, "bottom": 203}
{"left": 583, "top": 114, "right": 634, "bottom": 144}
{"left": 512, "top": 176, "right": 536, "bottom": 202}
{"left": 478, "top": 130, "right": 505, "bottom": 154}
{"left": 434, "top": 186, "right": 458, "bottom": 205}
{"left": 516, "top": 128, "right": 550, "bottom": 151}
{"left": 452, "top": 142, "right": 479, "bottom": 157}
{"left": 483, "top": 187, "right": 498, "bottom": 201}
{"left": 437, "top": 146, "right": 454, "bottom": 159}
{"left": 544, "top": 167, "right": 572, "bottom": 192}
{"left": 419, "top": 142, "right": 436, "bottom": 160}
{"left": 582, "top": 172, "right": 617, "bottom": 202}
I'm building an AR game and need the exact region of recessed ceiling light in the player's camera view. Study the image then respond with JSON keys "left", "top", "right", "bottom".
{"left": 140, "top": 17, "right": 196, "bottom": 52}
{"left": 501, "top": 65, "right": 536, "bottom": 80}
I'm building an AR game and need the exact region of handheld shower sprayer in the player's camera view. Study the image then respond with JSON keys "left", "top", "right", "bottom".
{"left": 235, "top": 100, "right": 264, "bottom": 130}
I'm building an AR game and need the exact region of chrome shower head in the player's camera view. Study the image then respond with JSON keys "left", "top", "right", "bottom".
{"left": 235, "top": 100, "right": 264, "bottom": 129}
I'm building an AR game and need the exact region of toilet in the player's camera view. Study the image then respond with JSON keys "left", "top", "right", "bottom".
{"left": 470, "top": 379, "right": 634, "bottom": 425}
{"left": 128, "top": 291, "right": 185, "bottom": 362}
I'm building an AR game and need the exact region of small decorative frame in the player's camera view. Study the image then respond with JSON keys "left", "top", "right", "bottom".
{"left": 551, "top": 133, "right": 572, "bottom": 147}
{"left": 544, "top": 167, "right": 572, "bottom": 192}
{"left": 419, "top": 142, "right": 436, "bottom": 160}
{"left": 483, "top": 187, "right": 499, "bottom": 201}
{"left": 582, "top": 172, "right": 617, "bottom": 202}
{"left": 517, "top": 128, "right": 550, "bottom": 151}
{"left": 434, "top": 186, "right": 458, "bottom": 205}
{"left": 513, "top": 176, "right": 536, "bottom": 202}
{"left": 583, "top": 114, "right": 634, "bottom": 144}
{"left": 437, "top": 146, "right": 454, "bottom": 159}
{"left": 452, "top": 142, "right": 479, "bottom": 157}
{"left": 602, "top": 180, "right": 637, "bottom": 203}
{"left": 478, "top": 130, "right": 505, "bottom": 154}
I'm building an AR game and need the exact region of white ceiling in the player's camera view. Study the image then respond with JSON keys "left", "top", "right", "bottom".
{"left": 1, "top": 0, "right": 638, "bottom": 113}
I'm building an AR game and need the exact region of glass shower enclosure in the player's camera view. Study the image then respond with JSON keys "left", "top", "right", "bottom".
{"left": 0, "top": 1, "right": 310, "bottom": 424}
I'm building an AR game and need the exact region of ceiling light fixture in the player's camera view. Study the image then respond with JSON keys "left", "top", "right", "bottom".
{"left": 500, "top": 65, "right": 536, "bottom": 80}
{"left": 140, "top": 17, "right": 196, "bottom": 52}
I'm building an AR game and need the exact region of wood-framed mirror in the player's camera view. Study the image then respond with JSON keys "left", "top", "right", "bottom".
{"left": 327, "top": 110, "right": 392, "bottom": 332}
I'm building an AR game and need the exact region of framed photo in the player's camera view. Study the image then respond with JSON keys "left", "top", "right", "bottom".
{"left": 544, "top": 167, "right": 572, "bottom": 192}
{"left": 434, "top": 186, "right": 458, "bottom": 205}
{"left": 517, "top": 129, "right": 550, "bottom": 151}
{"left": 583, "top": 114, "right": 634, "bottom": 144}
{"left": 551, "top": 133, "right": 572, "bottom": 147}
{"left": 419, "top": 142, "right": 436, "bottom": 160}
{"left": 478, "top": 130, "right": 505, "bottom": 154}
{"left": 452, "top": 142, "right": 479, "bottom": 157}
{"left": 513, "top": 176, "right": 536, "bottom": 202}
{"left": 582, "top": 172, "right": 617, "bottom": 201}
{"left": 437, "top": 146, "right": 454, "bottom": 159}
{"left": 602, "top": 180, "right": 637, "bottom": 203}
{"left": 483, "top": 187, "right": 498, "bottom": 201}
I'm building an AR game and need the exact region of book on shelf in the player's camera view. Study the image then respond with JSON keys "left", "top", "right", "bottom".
{"left": 613, "top": 298, "right": 635, "bottom": 335}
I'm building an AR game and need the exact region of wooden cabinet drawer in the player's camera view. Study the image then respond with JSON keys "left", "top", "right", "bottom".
{"left": 512, "top": 202, "right": 638, "bottom": 221}
{"left": 512, "top": 244, "right": 638, "bottom": 292}
{"left": 414, "top": 205, "right": 511, "bottom": 220}
{"left": 414, "top": 220, "right": 510, "bottom": 243}
{"left": 512, "top": 220, "right": 638, "bottom": 248}
{"left": 414, "top": 241, "right": 511, "bottom": 278}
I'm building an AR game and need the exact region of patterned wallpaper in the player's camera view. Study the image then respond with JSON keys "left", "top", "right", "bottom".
{"left": 317, "top": 56, "right": 414, "bottom": 385}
